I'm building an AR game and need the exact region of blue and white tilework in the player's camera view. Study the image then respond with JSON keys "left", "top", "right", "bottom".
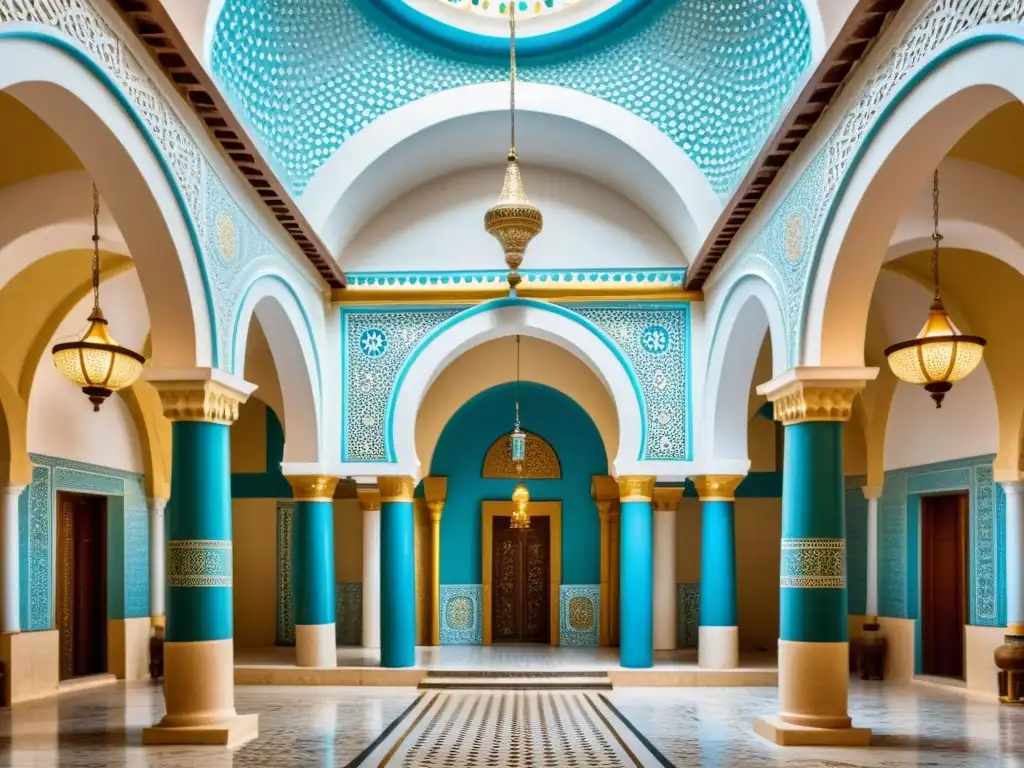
{"left": 440, "top": 585, "right": 483, "bottom": 645}
{"left": 211, "top": 0, "right": 811, "bottom": 197}
{"left": 558, "top": 585, "right": 599, "bottom": 647}
{"left": 676, "top": 582, "right": 699, "bottom": 648}
{"left": 20, "top": 454, "right": 149, "bottom": 631}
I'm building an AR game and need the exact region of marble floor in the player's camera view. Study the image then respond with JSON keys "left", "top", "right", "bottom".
{"left": 1, "top": 680, "right": 1023, "bottom": 767}
{"left": 236, "top": 644, "right": 777, "bottom": 671}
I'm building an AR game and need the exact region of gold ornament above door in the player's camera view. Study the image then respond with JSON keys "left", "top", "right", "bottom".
{"left": 482, "top": 431, "right": 560, "bottom": 479}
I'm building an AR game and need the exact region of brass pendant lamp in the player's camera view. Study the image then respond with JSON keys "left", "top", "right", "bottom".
{"left": 52, "top": 184, "right": 146, "bottom": 411}
{"left": 484, "top": 1, "right": 543, "bottom": 293}
{"left": 884, "top": 169, "right": 985, "bottom": 408}
{"left": 509, "top": 334, "right": 530, "bottom": 529}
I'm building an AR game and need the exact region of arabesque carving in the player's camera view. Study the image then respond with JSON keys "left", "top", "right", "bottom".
{"left": 482, "top": 432, "right": 560, "bottom": 479}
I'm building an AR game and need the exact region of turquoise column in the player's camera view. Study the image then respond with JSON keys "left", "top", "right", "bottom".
{"left": 288, "top": 477, "right": 340, "bottom": 668}
{"left": 753, "top": 378, "right": 868, "bottom": 745}
{"left": 693, "top": 475, "right": 743, "bottom": 669}
{"left": 378, "top": 476, "right": 415, "bottom": 668}
{"left": 143, "top": 379, "right": 258, "bottom": 747}
{"left": 619, "top": 476, "right": 655, "bottom": 669}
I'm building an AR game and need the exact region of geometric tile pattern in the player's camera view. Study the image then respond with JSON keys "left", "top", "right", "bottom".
{"left": 276, "top": 501, "right": 295, "bottom": 645}
{"left": 336, "top": 582, "right": 362, "bottom": 645}
{"left": 676, "top": 582, "right": 699, "bottom": 648}
{"left": 878, "top": 454, "right": 1004, "bottom": 627}
{"left": 780, "top": 538, "right": 845, "bottom": 589}
{"left": 558, "top": 585, "right": 599, "bottom": 647}
{"left": 167, "top": 540, "right": 232, "bottom": 588}
{"left": 440, "top": 585, "right": 482, "bottom": 645}
{"left": 212, "top": 0, "right": 812, "bottom": 198}
{"left": 20, "top": 454, "right": 149, "bottom": 631}
{"left": 341, "top": 301, "right": 691, "bottom": 462}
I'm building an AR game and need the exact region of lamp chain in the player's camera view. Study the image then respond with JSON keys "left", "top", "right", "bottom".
{"left": 931, "top": 168, "right": 942, "bottom": 303}
{"left": 91, "top": 183, "right": 101, "bottom": 313}
{"left": 509, "top": 2, "right": 516, "bottom": 155}
{"left": 514, "top": 334, "right": 521, "bottom": 429}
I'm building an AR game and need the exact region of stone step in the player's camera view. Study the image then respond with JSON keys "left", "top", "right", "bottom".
{"left": 419, "top": 674, "right": 613, "bottom": 690}
{"left": 424, "top": 670, "right": 609, "bottom": 679}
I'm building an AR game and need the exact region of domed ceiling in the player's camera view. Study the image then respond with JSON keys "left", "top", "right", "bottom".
{"left": 211, "top": 0, "right": 812, "bottom": 199}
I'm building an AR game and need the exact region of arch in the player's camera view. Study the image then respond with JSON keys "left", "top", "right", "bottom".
{"left": 386, "top": 298, "right": 647, "bottom": 479}
{"left": 301, "top": 83, "right": 720, "bottom": 260}
{"left": 804, "top": 36, "right": 1024, "bottom": 368}
{"left": 703, "top": 273, "right": 787, "bottom": 473}
{"left": 0, "top": 31, "right": 213, "bottom": 369}
{"left": 230, "top": 273, "right": 322, "bottom": 465}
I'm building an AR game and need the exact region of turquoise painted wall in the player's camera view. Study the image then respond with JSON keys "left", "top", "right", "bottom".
{"left": 845, "top": 475, "right": 868, "bottom": 616}
{"left": 432, "top": 382, "right": 607, "bottom": 586}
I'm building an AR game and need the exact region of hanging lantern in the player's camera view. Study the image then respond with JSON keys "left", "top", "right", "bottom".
{"left": 884, "top": 170, "right": 985, "bottom": 408}
{"left": 510, "top": 425, "right": 525, "bottom": 463}
{"left": 510, "top": 481, "right": 530, "bottom": 529}
{"left": 483, "top": 0, "right": 543, "bottom": 292}
{"left": 52, "top": 184, "right": 145, "bottom": 411}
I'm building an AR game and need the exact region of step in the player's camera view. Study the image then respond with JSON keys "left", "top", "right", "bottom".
{"left": 419, "top": 673, "right": 613, "bottom": 690}
{"left": 424, "top": 670, "right": 609, "bottom": 679}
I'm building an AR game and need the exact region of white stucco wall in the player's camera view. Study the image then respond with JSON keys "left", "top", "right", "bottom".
{"left": 27, "top": 270, "right": 148, "bottom": 473}
{"left": 342, "top": 165, "right": 680, "bottom": 272}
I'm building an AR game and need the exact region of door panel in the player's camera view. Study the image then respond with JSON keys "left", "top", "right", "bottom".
{"left": 921, "top": 493, "right": 967, "bottom": 679}
{"left": 56, "top": 492, "right": 107, "bottom": 680}
{"left": 491, "top": 516, "right": 550, "bottom": 643}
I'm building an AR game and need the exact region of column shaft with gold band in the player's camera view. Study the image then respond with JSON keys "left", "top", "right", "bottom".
{"left": 692, "top": 475, "right": 743, "bottom": 669}
{"left": 142, "top": 374, "right": 258, "bottom": 748}
{"left": 288, "top": 476, "right": 341, "bottom": 668}
{"left": 618, "top": 476, "right": 656, "bottom": 668}
{"left": 378, "top": 476, "right": 416, "bottom": 668}
{"left": 753, "top": 372, "right": 874, "bottom": 745}
{"left": 423, "top": 476, "right": 447, "bottom": 647}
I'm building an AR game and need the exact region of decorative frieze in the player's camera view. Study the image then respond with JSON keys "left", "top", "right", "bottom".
{"left": 780, "top": 538, "right": 846, "bottom": 589}
{"left": 167, "top": 540, "right": 232, "bottom": 588}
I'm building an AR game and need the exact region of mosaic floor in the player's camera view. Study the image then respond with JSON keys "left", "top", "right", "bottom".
{"left": 1, "top": 680, "right": 1023, "bottom": 767}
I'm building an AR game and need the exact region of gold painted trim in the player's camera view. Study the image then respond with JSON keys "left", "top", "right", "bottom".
{"left": 1008, "top": 623, "right": 1024, "bottom": 636}
{"left": 481, "top": 500, "right": 561, "bottom": 647}
{"left": 332, "top": 288, "right": 702, "bottom": 305}
{"left": 618, "top": 476, "right": 656, "bottom": 502}
{"left": 378, "top": 476, "right": 415, "bottom": 502}
{"left": 286, "top": 475, "right": 340, "bottom": 502}
{"left": 427, "top": 500, "right": 443, "bottom": 646}
{"left": 356, "top": 487, "right": 381, "bottom": 512}
{"left": 596, "top": 499, "right": 613, "bottom": 647}
{"left": 691, "top": 475, "right": 745, "bottom": 502}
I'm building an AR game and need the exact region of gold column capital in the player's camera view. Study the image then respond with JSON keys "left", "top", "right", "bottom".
{"left": 377, "top": 475, "right": 415, "bottom": 502}
{"left": 591, "top": 475, "right": 619, "bottom": 502}
{"left": 427, "top": 500, "right": 444, "bottom": 523}
{"left": 356, "top": 487, "right": 381, "bottom": 512}
{"left": 692, "top": 475, "right": 745, "bottom": 502}
{"left": 423, "top": 476, "right": 448, "bottom": 504}
{"left": 652, "top": 486, "right": 683, "bottom": 512}
{"left": 286, "top": 475, "right": 340, "bottom": 502}
{"left": 150, "top": 378, "right": 254, "bottom": 425}
{"left": 618, "top": 475, "right": 656, "bottom": 502}
{"left": 595, "top": 498, "right": 614, "bottom": 522}
{"left": 755, "top": 367, "right": 876, "bottom": 425}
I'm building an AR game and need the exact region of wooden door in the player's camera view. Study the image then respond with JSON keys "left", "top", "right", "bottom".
{"left": 921, "top": 493, "right": 967, "bottom": 679}
{"left": 491, "top": 516, "right": 550, "bottom": 643}
{"left": 56, "top": 492, "right": 107, "bottom": 680}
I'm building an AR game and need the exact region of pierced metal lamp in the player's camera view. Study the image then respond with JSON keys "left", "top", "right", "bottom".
{"left": 884, "top": 169, "right": 985, "bottom": 408}
{"left": 509, "top": 334, "right": 530, "bottom": 529}
{"left": 484, "top": 0, "right": 543, "bottom": 293}
{"left": 52, "top": 184, "right": 146, "bottom": 411}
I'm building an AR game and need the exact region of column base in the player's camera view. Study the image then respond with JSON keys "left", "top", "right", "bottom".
{"left": 296, "top": 624, "right": 337, "bottom": 668}
{"left": 143, "top": 714, "right": 259, "bottom": 748}
{"left": 698, "top": 626, "right": 738, "bottom": 669}
{"left": 753, "top": 715, "right": 871, "bottom": 746}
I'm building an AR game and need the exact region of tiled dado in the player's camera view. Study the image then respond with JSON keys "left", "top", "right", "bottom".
{"left": 275, "top": 501, "right": 362, "bottom": 645}
{"left": 440, "top": 585, "right": 482, "bottom": 646}
{"left": 559, "top": 585, "right": 600, "bottom": 647}
{"left": 677, "top": 583, "right": 699, "bottom": 648}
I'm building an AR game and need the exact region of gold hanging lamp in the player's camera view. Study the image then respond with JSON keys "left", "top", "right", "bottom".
{"left": 484, "top": 1, "right": 543, "bottom": 293}
{"left": 884, "top": 169, "right": 985, "bottom": 408}
{"left": 509, "top": 335, "right": 530, "bottom": 529}
{"left": 52, "top": 184, "right": 146, "bottom": 411}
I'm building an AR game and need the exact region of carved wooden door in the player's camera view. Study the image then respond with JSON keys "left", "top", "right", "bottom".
{"left": 491, "top": 516, "right": 549, "bottom": 643}
{"left": 56, "top": 492, "right": 107, "bottom": 680}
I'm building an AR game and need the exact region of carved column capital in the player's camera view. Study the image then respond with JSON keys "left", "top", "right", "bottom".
{"left": 617, "top": 475, "right": 656, "bottom": 502}
{"left": 652, "top": 487, "right": 683, "bottom": 512}
{"left": 692, "top": 475, "right": 745, "bottom": 502}
{"left": 756, "top": 367, "right": 877, "bottom": 426}
{"left": 377, "top": 476, "right": 415, "bottom": 502}
{"left": 146, "top": 369, "right": 256, "bottom": 425}
{"left": 287, "top": 476, "right": 340, "bottom": 502}
{"left": 356, "top": 487, "right": 381, "bottom": 512}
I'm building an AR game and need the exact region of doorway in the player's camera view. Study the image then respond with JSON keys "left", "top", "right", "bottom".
{"left": 491, "top": 516, "right": 551, "bottom": 643}
{"left": 56, "top": 492, "right": 108, "bottom": 680}
{"left": 920, "top": 492, "right": 968, "bottom": 679}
